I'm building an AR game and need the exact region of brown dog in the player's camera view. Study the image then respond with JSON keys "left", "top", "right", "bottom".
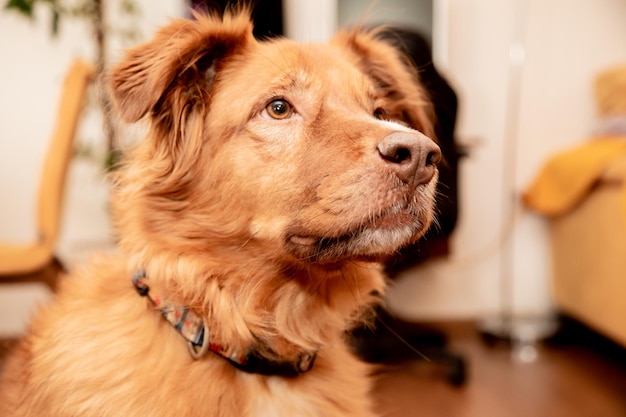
{"left": 0, "top": 10, "right": 440, "bottom": 417}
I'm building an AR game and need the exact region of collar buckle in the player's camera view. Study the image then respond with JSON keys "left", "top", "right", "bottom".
{"left": 188, "top": 326, "right": 211, "bottom": 359}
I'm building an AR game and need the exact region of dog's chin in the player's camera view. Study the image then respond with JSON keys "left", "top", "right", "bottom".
{"left": 285, "top": 209, "right": 431, "bottom": 264}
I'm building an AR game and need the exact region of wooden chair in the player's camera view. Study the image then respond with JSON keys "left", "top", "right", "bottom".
{"left": 0, "top": 60, "right": 95, "bottom": 291}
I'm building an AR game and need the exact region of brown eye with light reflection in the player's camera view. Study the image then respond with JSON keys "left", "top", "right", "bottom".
{"left": 266, "top": 99, "right": 294, "bottom": 120}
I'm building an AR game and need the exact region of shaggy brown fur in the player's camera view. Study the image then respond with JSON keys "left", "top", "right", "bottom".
{"left": 0, "top": 10, "right": 440, "bottom": 417}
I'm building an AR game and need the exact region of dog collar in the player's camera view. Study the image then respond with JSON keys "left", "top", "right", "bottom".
{"left": 132, "top": 271, "right": 316, "bottom": 377}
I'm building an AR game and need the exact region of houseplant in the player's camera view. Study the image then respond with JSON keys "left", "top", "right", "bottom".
{"left": 5, "top": 0, "right": 140, "bottom": 170}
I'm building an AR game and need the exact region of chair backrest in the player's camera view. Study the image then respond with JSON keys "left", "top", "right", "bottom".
{"left": 36, "top": 60, "right": 95, "bottom": 246}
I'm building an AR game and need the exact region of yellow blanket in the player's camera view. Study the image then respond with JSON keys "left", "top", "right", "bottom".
{"left": 523, "top": 136, "right": 626, "bottom": 217}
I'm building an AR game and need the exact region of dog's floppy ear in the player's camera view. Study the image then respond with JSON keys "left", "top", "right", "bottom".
{"left": 109, "top": 11, "right": 254, "bottom": 123}
{"left": 332, "top": 29, "right": 436, "bottom": 139}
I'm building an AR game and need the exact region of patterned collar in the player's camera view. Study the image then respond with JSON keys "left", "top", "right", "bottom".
{"left": 132, "top": 271, "right": 316, "bottom": 377}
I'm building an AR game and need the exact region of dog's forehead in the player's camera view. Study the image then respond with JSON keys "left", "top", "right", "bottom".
{"left": 257, "top": 39, "right": 350, "bottom": 65}
{"left": 244, "top": 39, "right": 371, "bottom": 90}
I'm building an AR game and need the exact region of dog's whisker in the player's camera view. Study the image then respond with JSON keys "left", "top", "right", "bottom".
{"left": 238, "top": 234, "right": 255, "bottom": 251}
{"left": 377, "top": 318, "right": 431, "bottom": 362}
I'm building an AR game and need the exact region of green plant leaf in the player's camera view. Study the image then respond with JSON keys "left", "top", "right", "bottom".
{"left": 51, "top": 7, "right": 59, "bottom": 34}
{"left": 4, "top": 0, "right": 35, "bottom": 17}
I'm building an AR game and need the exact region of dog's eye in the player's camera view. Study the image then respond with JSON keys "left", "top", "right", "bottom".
{"left": 373, "top": 108, "right": 387, "bottom": 120}
{"left": 265, "top": 99, "right": 294, "bottom": 120}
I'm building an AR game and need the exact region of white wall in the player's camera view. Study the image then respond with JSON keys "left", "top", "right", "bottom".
{"left": 338, "top": 0, "right": 433, "bottom": 41}
{"left": 284, "top": 0, "right": 338, "bottom": 43}
{"left": 387, "top": 0, "right": 626, "bottom": 320}
{"left": 0, "top": 0, "right": 186, "bottom": 336}
{"left": 0, "top": 1, "right": 185, "bottom": 240}
{"left": 509, "top": 0, "right": 626, "bottom": 316}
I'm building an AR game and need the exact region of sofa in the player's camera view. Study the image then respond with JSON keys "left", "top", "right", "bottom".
{"left": 547, "top": 151, "right": 626, "bottom": 348}
{"left": 524, "top": 64, "right": 626, "bottom": 348}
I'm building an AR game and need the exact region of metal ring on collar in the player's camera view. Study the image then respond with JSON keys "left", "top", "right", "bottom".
{"left": 187, "top": 323, "right": 210, "bottom": 359}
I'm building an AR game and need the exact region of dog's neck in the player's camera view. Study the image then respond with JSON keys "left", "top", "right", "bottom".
{"left": 130, "top": 252, "right": 385, "bottom": 377}
{"left": 132, "top": 270, "right": 317, "bottom": 377}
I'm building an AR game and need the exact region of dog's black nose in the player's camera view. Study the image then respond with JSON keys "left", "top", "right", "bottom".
{"left": 377, "top": 131, "right": 441, "bottom": 185}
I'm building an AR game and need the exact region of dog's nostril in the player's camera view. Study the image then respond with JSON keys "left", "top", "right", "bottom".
{"left": 378, "top": 143, "right": 413, "bottom": 165}
{"left": 426, "top": 148, "right": 441, "bottom": 167}
{"left": 387, "top": 147, "right": 412, "bottom": 164}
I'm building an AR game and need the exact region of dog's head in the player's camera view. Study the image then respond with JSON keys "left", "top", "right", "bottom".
{"left": 109, "top": 11, "right": 440, "bottom": 268}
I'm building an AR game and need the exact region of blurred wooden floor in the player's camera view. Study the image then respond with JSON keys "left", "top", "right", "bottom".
{"left": 2, "top": 321, "right": 626, "bottom": 416}
{"left": 372, "top": 321, "right": 626, "bottom": 417}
